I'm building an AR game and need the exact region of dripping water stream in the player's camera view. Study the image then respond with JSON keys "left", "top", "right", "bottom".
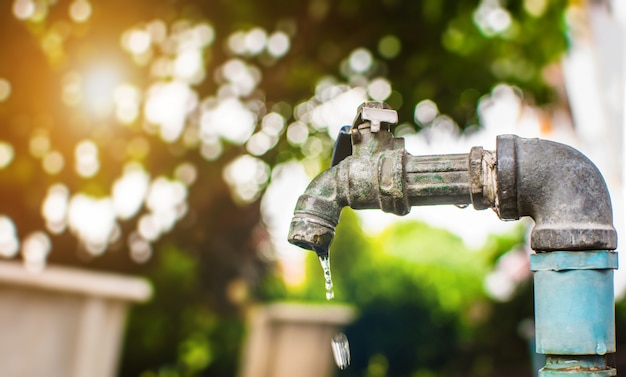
{"left": 318, "top": 253, "right": 351, "bottom": 369}
{"left": 318, "top": 255, "right": 334, "bottom": 300}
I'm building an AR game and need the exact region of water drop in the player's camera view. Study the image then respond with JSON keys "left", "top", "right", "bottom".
{"left": 331, "top": 332, "right": 351, "bottom": 370}
{"left": 326, "top": 289, "right": 335, "bottom": 300}
{"left": 319, "top": 255, "right": 334, "bottom": 301}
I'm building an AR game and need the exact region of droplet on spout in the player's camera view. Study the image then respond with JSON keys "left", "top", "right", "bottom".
{"left": 331, "top": 332, "right": 351, "bottom": 370}
{"left": 318, "top": 255, "right": 334, "bottom": 301}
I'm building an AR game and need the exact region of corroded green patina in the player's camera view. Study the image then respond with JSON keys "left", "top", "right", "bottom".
{"left": 288, "top": 102, "right": 481, "bottom": 257}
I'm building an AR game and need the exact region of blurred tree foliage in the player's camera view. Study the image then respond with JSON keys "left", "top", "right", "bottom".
{"left": 0, "top": 0, "right": 571, "bottom": 376}
{"left": 122, "top": 244, "right": 247, "bottom": 376}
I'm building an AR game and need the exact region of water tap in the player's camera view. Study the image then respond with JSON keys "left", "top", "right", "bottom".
{"left": 287, "top": 102, "right": 494, "bottom": 257}
{"left": 288, "top": 101, "right": 616, "bottom": 256}
{"left": 288, "top": 101, "right": 619, "bottom": 377}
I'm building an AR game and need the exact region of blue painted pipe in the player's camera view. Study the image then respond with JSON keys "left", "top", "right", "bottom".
{"left": 531, "top": 251, "right": 618, "bottom": 376}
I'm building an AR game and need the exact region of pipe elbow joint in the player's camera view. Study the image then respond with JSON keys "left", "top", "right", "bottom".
{"left": 496, "top": 134, "right": 617, "bottom": 251}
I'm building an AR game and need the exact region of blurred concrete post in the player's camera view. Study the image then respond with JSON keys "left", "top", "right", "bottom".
{"left": 239, "top": 302, "right": 356, "bottom": 377}
{"left": 0, "top": 261, "right": 152, "bottom": 377}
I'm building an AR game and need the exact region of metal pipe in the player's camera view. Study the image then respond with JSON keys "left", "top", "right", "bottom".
{"left": 405, "top": 153, "right": 472, "bottom": 206}
{"left": 287, "top": 103, "right": 619, "bottom": 376}
{"left": 494, "top": 135, "right": 618, "bottom": 376}
{"left": 495, "top": 134, "right": 617, "bottom": 251}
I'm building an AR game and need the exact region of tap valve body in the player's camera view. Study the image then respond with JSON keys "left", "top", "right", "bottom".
{"left": 288, "top": 102, "right": 495, "bottom": 256}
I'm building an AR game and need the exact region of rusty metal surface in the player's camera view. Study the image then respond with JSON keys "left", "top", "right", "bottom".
{"left": 288, "top": 102, "right": 479, "bottom": 256}
{"left": 289, "top": 104, "right": 618, "bottom": 255}
{"left": 290, "top": 105, "right": 618, "bottom": 255}
{"left": 495, "top": 134, "right": 617, "bottom": 251}
{"left": 287, "top": 102, "right": 620, "bottom": 377}
{"left": 539, "top": 355, "right": 616, "bottom": 376}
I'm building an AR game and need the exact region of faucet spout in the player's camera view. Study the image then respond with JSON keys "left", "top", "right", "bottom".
{"left": 288, "top": 166, "right": 345, "bottom": 257}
